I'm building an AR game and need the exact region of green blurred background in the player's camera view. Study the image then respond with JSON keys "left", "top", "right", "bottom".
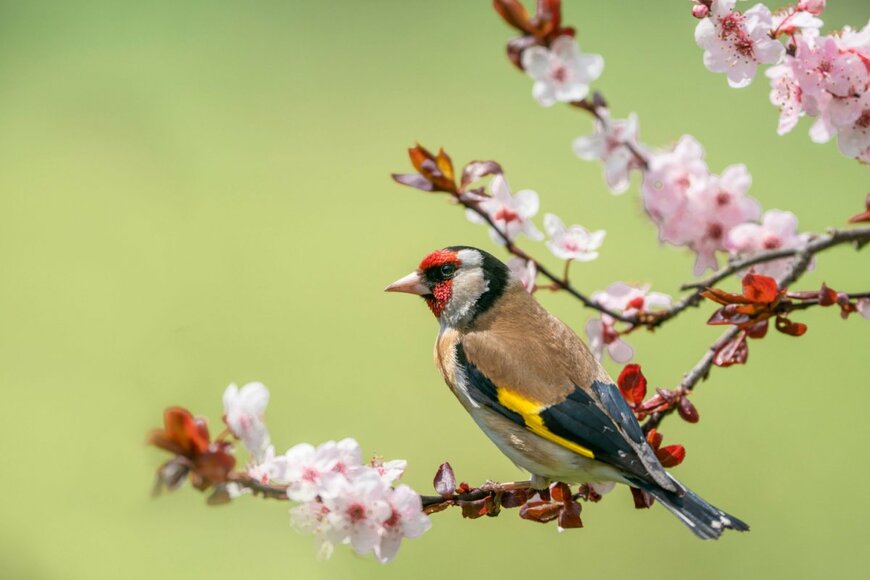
{"left": 1, "top": 1, "right": 868, "bottom": 578}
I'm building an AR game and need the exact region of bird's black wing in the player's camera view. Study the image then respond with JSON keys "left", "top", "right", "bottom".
{"left": 455, "top": 343, "right": 676, "bottom": 491}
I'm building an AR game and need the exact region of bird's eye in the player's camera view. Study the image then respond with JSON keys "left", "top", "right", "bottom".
{"left": 440, "top": 263, "right": 456, "bottom": 277}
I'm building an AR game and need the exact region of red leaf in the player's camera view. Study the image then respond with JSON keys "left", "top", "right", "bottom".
{"left": 405, "top": 144, "right": 456, "bottom": 192}
{"left": 408, "top": 144, "right": 435, "bottom": 174}
{"left": 423, "top": 501, "right": 452, "bottom": 515}
{"left": 519, "top": 500, "right": 562, "bottom": 523}
{"left": 617, "top": 364, "right": 647, "bottom": 407}
{"left": 656, "top": 444, "right": 686, "bottom": 468}
{"left": 500, "top": 489, "right": 530, "bottom": 508}
{"left": 630, "top": 487, "right": 654, "bottom": 509}
{"left": 433, "top": 462, "right": 456, "bottom": 497}
{"left": 459, "top": 498, "right": 489, "bottom": 519}
{"left": 493, "top": 0, "right": 535, "bottom": 34}
{"left": 819, "top": 283, "right": 838, "bottom": 306}
{"left": 847, "top": 193, "right": 870, "bottom": 223}
{"left": 149, "top": 407, "right": 210, "bottom": 458}
{"left": 713, "top": 332, "right": 749, "bottom": 367}
{"left": 646, "top": 428, "right": 663, "bottom": 450}
{"left": 557, "top": 501, "right": 583, "bottom": 529}
{"left": 742, "top": 273, "right": 780, "bottom": 304}
{"left": 435, "top": 148, "right": 455, "bottom": 183}
{"left": 460, "top": 160, "right": 503, "bottom": 191}
{"left": 746, "top": 320, "right": 769, "bottom": 339}
{"left": 549, "top": 482, "right": 571, "bottom": 503}
{"left": 677, "top": 398, "right": 699, "bottom": 423}
{"left": 775, "top": 316, "right": 807, "bottom": 337}
{"left": 392, "top": 173, "right": 434, "bottom": 192}
{"left": 535, "top": 0, "right": 562, "bottom": 39}
{"left": 701, "top": 287, "right": 750, "bottom": 306}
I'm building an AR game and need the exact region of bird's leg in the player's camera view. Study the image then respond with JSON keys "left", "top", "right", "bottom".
{"left": 530, "top": 474, "right": 551, "bottom": 491}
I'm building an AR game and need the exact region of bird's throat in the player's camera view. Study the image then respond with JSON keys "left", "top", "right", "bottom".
{"left": 426, "top": 281, "right": 453, "bottom": 318}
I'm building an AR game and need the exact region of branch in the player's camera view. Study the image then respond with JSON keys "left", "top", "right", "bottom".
{"left": 641, "top": 228, "right": 870, "bottom": 432}
{"left": 456, "top": 192, "right": 637, "bottom": 324}
{"left": 227, "top": 473, "right": 289, "bottom": 501}
{"left": 458, "top": 188, "right": 870, "bottom": 329}
{"left": 681, "top": 227, "right": 870, "bottom": 291}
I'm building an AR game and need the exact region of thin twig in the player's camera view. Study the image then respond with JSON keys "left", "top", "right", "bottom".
{"left": 228, "top": 473, "right": 289, "bottom": 501}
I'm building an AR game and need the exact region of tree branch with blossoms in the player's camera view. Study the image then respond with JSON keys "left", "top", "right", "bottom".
{"left": 146, "top": 0, "right": 870, "bottom": 565}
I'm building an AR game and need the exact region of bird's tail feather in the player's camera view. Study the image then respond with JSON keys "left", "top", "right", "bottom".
{"left": 630, "top": 476, "right": 749, "bottom": 540}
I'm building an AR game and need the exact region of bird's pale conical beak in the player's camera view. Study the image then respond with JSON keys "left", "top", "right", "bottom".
{"left": 384, "top": 271, "right": 429, "bottom": 295}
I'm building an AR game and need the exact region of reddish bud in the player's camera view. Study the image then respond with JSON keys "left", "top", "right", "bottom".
{"left": 713, "top": 332, "right": 749, "bottom": 367}
{"left": 617, "top": 364, "right": 647, "bottom": 406}
{"left": 656, "top": 444, "right": 686, "bottom": 468}
{"left": 677, "top": 397, "right": 700, "bottom": 423}
{"left": 847, "top": 193, "right": 870, "bottom": 223}
{"left": 692, "top": 4, "right": 709, "bottom": 18}
{"left": 646, "top": 428, "right": 663, "bottom": 450}
{"left": 819, "top": 283, "right": 838, "bottom": 306}
{"left": 459, "top": 498, "right": 489, "bottom": 519}
{"left": 423, "top": 501, "right": 451, "bottom": 515}
{"left": 558, "top": 500, "right": 583, "bottom": 529}
{"left": 550, "top": 482, "right": 572, "bottom": 503}
{"left": 460, "top": 160, "right": 503, "bottom": 192}
{"left": 433, "top": 462, "right": 456, "bottom": 497}
{"left": 746, "top": 320, "right": 769, "bottom": 339}
{"left": 775, "top": 316, "right": 808, "bottom": 336}
{"left": 743, "top": 272, "right": 780, "bottom": 304}
{"left": 630, "top": 487, "right": 655, "bottom": 509}
{"left": 501, "top": 489, "right": 530, "bottom": 508}
{"left": 519, "top": 500, "right": 562, "bottom": 523}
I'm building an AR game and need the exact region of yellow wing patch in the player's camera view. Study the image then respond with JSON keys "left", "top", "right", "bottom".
{"left": 496, "top": 388, "right": 596, "bottom": 459}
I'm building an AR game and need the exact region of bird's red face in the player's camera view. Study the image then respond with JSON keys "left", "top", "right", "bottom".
{"left": 386, "top": 246, "right": 511, "bottom": 327}
{"left": 386, "top": 249, "right": 461, "bottom": 317}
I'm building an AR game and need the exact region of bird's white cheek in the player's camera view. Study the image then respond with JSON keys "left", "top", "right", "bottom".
{"left": 441, "top": 272, "right": 489, "bottom": 328}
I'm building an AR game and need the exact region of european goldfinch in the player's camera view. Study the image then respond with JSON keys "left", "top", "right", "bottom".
{"left": 386, "top": 246, "right": 748, "bottom": 539}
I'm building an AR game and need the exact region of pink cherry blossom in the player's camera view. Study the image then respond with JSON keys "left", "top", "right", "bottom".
{"left": 585, "top": 318, "right": 633, "bottom": 363}
{"left": 767, "top": 63, "right": 803, "bottom": 135}
{"left": 521, "top": 36, "right": 604, "bottom": 107}
{"left": 573, "top": 112, "right": 644, "bottom": 194}
{"left": 247, "top": 445, "right": 287, "bottom": 485}
{"left": 771, "top": 6, "right": 823, "bottom": 38}
{"left": 798, "top": 0, "right": 826, "bottom": 16}
{"left": 370, "top": 457, "right": 407, "bottom": 484}
{"left": 289, "top": 499, "right": 334, "bottom": 560}
{"left": 283, "top": 441, "right": 345, "bottom": 502}
{"left": 586, "top": 283, "right": 672, "bottom": 363}
{"left": 318, "top": 437, "right": 363, "bottom": 477}
{"left": 507, "top": 257, "right": 537, "bottom": 292}
{"left": 642, "top": 135, "right": 709, "bottom": 237}
{"left": 835, "top": 92, "right": 870, "bottom": 163}
{"left": 857, "top": 298, "right": 870, "bottom": 319}
{"left": 695, "top": 0, "right": 785, "bottom": 88}
{"left": 321, "top": 470, "right": 392, "bottom": 556}
{"left": 467, "top": 174, "right": 543, "bottom": 244}
{"left": 222, "top": 382, "right": 270, "bottom": 457}
{"left": 543, "top": 213, "right": 605, "bottom": 261}
{"left": 727, "top": 209, "right": 811, "bottom": 280}
{"left": 776, "top": 29, "right": 870, "bottom": 161}
{"left": 673, "top": 164, "right": 761, "bottom": 274}
{"left": 375, "top": 485, "right": 432, "bottom": 563}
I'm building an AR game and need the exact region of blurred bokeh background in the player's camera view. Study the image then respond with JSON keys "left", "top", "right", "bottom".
{"left": 1, "top": 0, "right": 868, "bottom": 578}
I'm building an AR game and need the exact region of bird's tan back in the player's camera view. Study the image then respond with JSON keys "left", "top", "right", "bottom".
{"left": 459, "top": 283, "right": 612, "bottom": 405}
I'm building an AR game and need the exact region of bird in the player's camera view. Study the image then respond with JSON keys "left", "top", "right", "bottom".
{"left": 385, "top": 245, "right": 748, "bottom": 539}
